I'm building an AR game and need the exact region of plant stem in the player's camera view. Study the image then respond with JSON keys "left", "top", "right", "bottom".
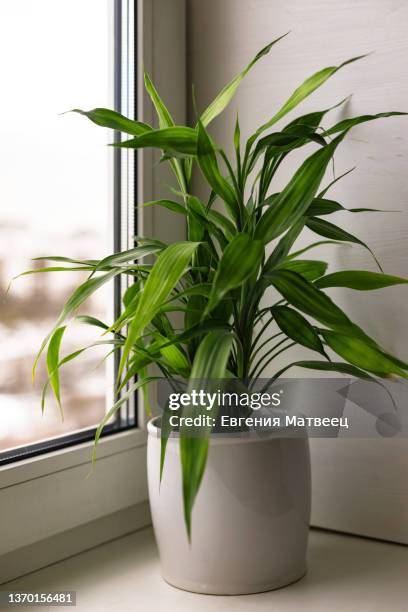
{"left": 250, "top": 340, "right": 296, "bottom": 382}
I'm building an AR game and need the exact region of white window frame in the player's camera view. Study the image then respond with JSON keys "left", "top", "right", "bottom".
{"left": 0, "top": 0, "right": 186, "bottom": 584}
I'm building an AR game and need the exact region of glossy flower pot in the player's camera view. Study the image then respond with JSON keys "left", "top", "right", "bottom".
{"left": 147, "top": 416, "right": 311, "bottom": 595}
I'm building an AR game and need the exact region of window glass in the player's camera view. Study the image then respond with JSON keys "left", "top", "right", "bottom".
{"left": 0, "top": 0, "right": 113, "bottom": 451}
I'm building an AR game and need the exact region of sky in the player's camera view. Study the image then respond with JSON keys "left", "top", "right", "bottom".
{"left": 0, "top": 0, "right": 112, "bottom": 235}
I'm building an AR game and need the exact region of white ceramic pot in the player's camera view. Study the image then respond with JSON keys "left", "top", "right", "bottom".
{"left": 147, "top": 416, "right": 311, "bottom": 595}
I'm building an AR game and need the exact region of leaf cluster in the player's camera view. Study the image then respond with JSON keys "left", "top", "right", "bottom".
{"left": 24, "top": 36, "right": 408, "bottom": 537}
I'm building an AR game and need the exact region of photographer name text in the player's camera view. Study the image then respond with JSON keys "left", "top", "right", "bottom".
{"left": 168, "top": 414, "right": 349, "bottom": 429}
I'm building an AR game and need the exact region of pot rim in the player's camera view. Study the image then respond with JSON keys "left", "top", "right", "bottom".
{"left": 147, "top": 415, "right": 304, "bottom": 445}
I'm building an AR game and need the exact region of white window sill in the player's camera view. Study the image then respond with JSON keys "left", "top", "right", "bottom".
{"left": 4, "top": 527, "right": 407, "bottom": 611}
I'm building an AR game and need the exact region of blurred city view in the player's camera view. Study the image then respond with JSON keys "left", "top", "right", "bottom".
{"left": 0, "top": 226, "right": 110, "bottom": 451}
{"left": 0, "top": 0, "right": 113, "bottom": 452}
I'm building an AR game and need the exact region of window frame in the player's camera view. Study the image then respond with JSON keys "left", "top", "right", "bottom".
{"left": 0, "top": 0, "right": 137, "bottom": 469}
{"left": 0, "top": 0, "right": 187, "bottom": 584}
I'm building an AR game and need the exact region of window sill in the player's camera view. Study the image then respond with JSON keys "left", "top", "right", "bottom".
{"left": 0, "top": 429, "right": 149, "bottom": 583}
{"left": 4, "top": 527, "right": 407, "bottom": 610}
{"left": 0, "top": 428, "right": 146, "bottom": 488}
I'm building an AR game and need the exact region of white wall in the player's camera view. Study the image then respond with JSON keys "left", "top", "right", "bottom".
{"left": 187, "top": 0, "right": 408, "bottom": 543}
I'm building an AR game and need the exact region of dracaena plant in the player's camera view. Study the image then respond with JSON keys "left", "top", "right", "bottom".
{"left": 23, "top": 35, "right": 408, "bottom": 537}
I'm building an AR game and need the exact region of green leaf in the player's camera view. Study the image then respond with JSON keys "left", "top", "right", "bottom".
{"left": 160, "top": 320, "right": 231, "bottom": 348}
{"left": 114, "top": 127, "right": 198, "bottom": 155}
{"left": 321, "top": 330, "right": 408, "bottom": 378}
{"left": 42, "top": 341, "right": 120, "bottom": 415}
{"left": 46, "top": 326, "right": 66, "bottom": 414}
{"left": 200, "top": 33, "right": 289, "bottom": 127}
{"left": 283, "top": 96, "right": 349, "bottom": 134}
{"left": 255, "top": 133, "right": 347, "bottom": 243}
{"left": 268, "top": 360, "right": 375, "bottom": 386}
{"left": 153, "top": 333, "right": 190, "bottom": 375}
{"left": 278, "top": 259, "right": 328, "bottom": 281}
{"left": 117, "top": 347, "right": 162, "bottom": 392}
{"left": 184, "top": 294, "right": 206, "bottom": 336}
{"left": 94, "top": 244, "right": 163, "bottom": 273}
{"left": 142, "top": 199, "right": 187, "bottom": 216}
{"left": 33, "top": 269, "right": 120, "bottom": 381}
{"left": 265, "top": 359, "right": 398, "bottom": 411}
{"left": 118, "top": 242, "right": 200, "bottom": 380}
{"left": 92, "top": 376, "right": 160, "bottom": 463}
{"left": 165, "top": 284, "right": 212, "bottom": 305}
{"left": 307, "top": 198, "right": 344, "bottom": 216}
{"left": 196, "top": 121, "right": 238, "bottom": 220}
{"left": 206, "top": 234, "right": 264, "bottom": 314}
{"left": 315, "top": 270, "right": 408, "bottom": 291}
{"left": 305, "top": 216, "right": 382, "bottom": 270}
{"left": 269, "top": 269, "right": 351, "bottom": 329}
{"left": 287, "top": 240, "right": 341, "bottom": 260}
{"left": 348, "top": 207, "right": 393, "bottom": 213}
{"left": 324, "top": 111, "right": 408, "bottom": 136}
{"left": 307, "top": 197, "right": 389, "bottom": 216}
{"left": 207, "top": 209, "right": 236, "bottom": 238}
{"left": 71, "top": 108, "right": 151, "bottom": 136}
{"left": 32, "top": 255, "right": 98, "bottom": 265}
{"left": 318, "top": 167, "right": 356, "bottom": 197}
{"left": 159, "top": 399, "right": 177, "bottom": 483}
{"left": 234, "top": 115, "right": 241, "bottom": 155}
{"left": 263, "top": 218, "right": 305, "bottom": 273}
{"left": 180, "top": 331, "right": 234, "bottom": 539}
{"left": 10, "top": 266, "right": 96, "bottom": 288}
{"left": 75, "top": 315, "right": 109, "bottom": 331}
{"left": 249, "top": 125, "right": 327, "bottom": 173}
{"left": 144, "top": 71, "right": 175, "bottom": 128}
{"left": 249, "top": 96, "right": 349, "bottom": 172}
{"left": 254, "top": 55, "right": 366, "bottom": 137}
{"left": 272, "top": 305, "right": 325, "bottom": 355}
{"left": 143, "top": 70, "right": 188, "bottom": 192}
{"left": 122, "top": 282, "right": 141, "bottom": 308}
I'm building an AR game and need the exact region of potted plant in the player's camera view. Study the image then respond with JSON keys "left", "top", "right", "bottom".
{"left": 24, "top": 35, "right": 408, "bottom": 594}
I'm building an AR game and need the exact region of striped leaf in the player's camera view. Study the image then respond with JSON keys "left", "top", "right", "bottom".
{"left": 315, "top": 270, "right": 408, "bottom": 291}
{"left": 272, "top": 305, "right": 325, "bottom": 355}
{"left": 72, "top": 108, "right": 151, "bottom": 136}
{"left": 254, "top": 55, "right": 366, "bottom": 138}
{"left": 255, "top": 133, "right": 346, "bottom": 243}
{"left": 206, "top": 234, "right": 264, "bottom": 314}
{"left": 180, "top": 331, "right": 234, "bottom": 539}
{"left": 200, "top": 33, "right": 288, "bottom": 127}
{"left": 118, "top": 242, "right": 200, "bottom": 380}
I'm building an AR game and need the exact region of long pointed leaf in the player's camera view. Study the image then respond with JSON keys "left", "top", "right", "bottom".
{"left": 114, "top": 127, "right": 197, "bottom": 155}
{"left": 315, "top": 270, "right": 408, "bottom": 291}
{"left": 118, "top": 242, "right": 200, "bottom": 380}
{"left": 46, "top": 326, "right": 66, "bottom": 415}
{"left": 94, "top": 244, "right": 163, "bottom": 273}
{"left": 72, "top": 108, "right": 151, "bottom": 136}
{"left": 269, "top": 269, "right": 351, "bottom": 328}
{"left": 33, "top": 269, "right": 120, "bottom": 380}
{"left": 144, "top": 71, "right": 174, "bottom": 127}
{"left": 255, "top": 132, "right": 347, "bottom": 243}
{"left": 305, "top": 216, "right": 382, "bottom": 270}
{"left": 278, "top": 259, "right": 328, "bottom": 282}
{"left": 272, "top": 305, "right": 325, "bottom": 355}
{"left": 180, "top": 331, "right": 234, "bottom": 539}
{"left": 206, "top": 234, "right": 264, "bottom": 314}
{"left": 324, "top": 111, "right": 407, "bottom": 136}
{"left": 254, "top": 55, "right": 366, "bottom": 138}
{"left": 200, "top": 33, "right": 289, "bottom": 127}
{"left": 321, "top": 330, "right": 408, "bottom": 378}
{"left": 196, "top": 121, "right": 238, "bottom": 220}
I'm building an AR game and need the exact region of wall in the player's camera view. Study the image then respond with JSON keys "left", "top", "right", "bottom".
{"left": 187, "top": 0, "right": 408, "bottom": 542}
